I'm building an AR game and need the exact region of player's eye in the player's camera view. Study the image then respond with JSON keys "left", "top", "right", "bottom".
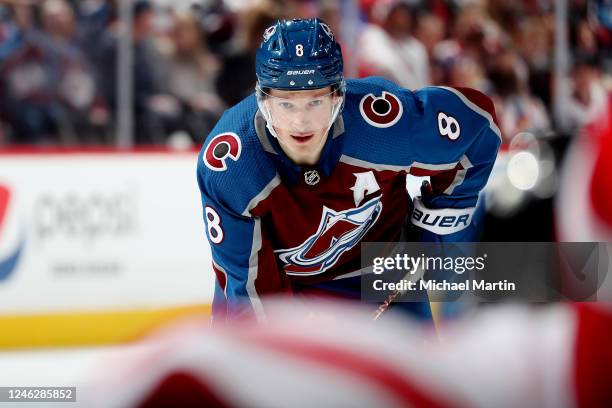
{"left": 278, "top": 102, "right": 294, "bottom": 110}
{"left": 307, "top": 99, "right": 323, "bottom": 108}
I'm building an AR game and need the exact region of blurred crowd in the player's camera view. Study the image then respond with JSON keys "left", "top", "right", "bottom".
{"left": 0, "top": 0, "right": 609, "bottom": 147}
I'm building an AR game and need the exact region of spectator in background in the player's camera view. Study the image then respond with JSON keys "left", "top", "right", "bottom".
{"left": 192, "top": 0, "right": 235, "bottom": 56}
{"left": 489, "top": 50, "right": 550, "bottom": 140}
{"left": 432, "top": 4, "right": 504, "bottom": 85}
{"left": 572, "top": 19, "right": 599, "bottom": 59}
{"left": 414, "top": 12, "right": 445, "bottom": 56}
{"left": 76, "top": 0, "right": 117, "bottom": 62}
{"left": 414, "top": 12, "right": 445, "bottom": 84}
{"left": 215, "top": 1, "right": 281, "bottom": 108}
{"left": 513, "top": 16, "right": 554, "bottom": 108}
{"left": 591, "top": 0, "right": 612, "bottom": 72}
{"left": 36, "top": 0, "right": 110, "bottom": 144}
{"left": 357, "top": 0, "right": 430, "bottom": 90}
{"left": 97, "top": 0, "right": 181, "bottom": 144}
{"left": 561, "top": 55, "right": 608, "bottom": 130}
{"left": 447, "top": 55, "right": 490, "bottom": 92}
{"left": 163, "top": 12, "right": 223, "bottom": 145}
{"left": 0, "top": 2, "right": 58, "bottom": 145}
{"left": 0, "top": 2, "right": 29, "bottom": 143}
{"left": 0, "top": 2, "right": 29, "bottom": 62}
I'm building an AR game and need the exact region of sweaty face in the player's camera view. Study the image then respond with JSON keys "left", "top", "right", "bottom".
{"left": 263, "top": 87, "right": 341, "bottom": 165}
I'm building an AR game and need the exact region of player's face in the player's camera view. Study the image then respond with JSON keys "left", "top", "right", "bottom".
{"left": 265, "top": 87, "right": 341, "bottom": 165}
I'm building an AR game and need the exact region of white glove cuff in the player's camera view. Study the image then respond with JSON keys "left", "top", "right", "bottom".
{"left": 411, "top": 197, "right": 475, "bottom": 235}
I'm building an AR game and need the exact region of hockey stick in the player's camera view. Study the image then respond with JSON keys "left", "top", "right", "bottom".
{"left": 372, "top": 265, "right": 425, "bottom": 320}
{"left": 372, "top": 182, "right": 434, "bottom": 320}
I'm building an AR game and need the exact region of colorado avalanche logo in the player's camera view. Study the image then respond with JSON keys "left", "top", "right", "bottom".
{"left": 203, "top": 132, "right": 242, "bottom": 171}
{"left": 359, "top": 91, "right": 403, "bottom": 128}
{"left": 275, "top": 197, "right": 383, "bottom": 276}
{"left": 0, "top": 185, "right": 24, "bottom": 282}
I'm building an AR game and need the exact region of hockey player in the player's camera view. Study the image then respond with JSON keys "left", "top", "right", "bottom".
{"left": 196, "top": 18, "right": 501, "bottom": 322}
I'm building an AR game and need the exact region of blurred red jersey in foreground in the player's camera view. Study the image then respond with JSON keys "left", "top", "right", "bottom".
{"left": 84, "top": 299, "right": 612, "bottom": 408}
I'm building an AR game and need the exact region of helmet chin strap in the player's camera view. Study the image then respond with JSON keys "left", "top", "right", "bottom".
{"left": 265, "top": 119, "right": 280, "bottom": 139}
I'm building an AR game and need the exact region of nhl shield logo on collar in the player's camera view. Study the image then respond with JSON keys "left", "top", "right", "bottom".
{"left": 304, "top": 170, "right": 320, "bottom": 186}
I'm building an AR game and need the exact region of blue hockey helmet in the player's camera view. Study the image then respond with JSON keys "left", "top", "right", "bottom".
{"left": 255, "top": 18, "right": 344, "bottom": 91}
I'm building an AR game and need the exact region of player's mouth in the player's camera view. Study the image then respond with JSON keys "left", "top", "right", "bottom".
{"left": 291, "top": 133, "right": 314, "bottom": 144}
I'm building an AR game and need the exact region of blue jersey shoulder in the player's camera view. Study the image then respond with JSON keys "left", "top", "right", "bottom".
{"left": 197, "top": 94, "right": 278, "bottom": 216}
{"left": 413, "top": 86, "right": 501, "bottom": 142}
{"left": 408, "top": 86, "right": 501, "bottom": 165}
{"left": 340, "top": 78, "right": 500, "bottom": 167}
{"left": 340, "top": 77, "right": 420, "bottom": 167}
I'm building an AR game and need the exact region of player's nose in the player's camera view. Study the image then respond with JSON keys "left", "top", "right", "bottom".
{"left": 291, "top": 110, "right": 311, "bottom": 127}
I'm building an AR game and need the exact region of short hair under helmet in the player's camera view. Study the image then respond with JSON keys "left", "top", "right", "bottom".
{"left": 255, "top": 18, "right": 344, "bottom": 90}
